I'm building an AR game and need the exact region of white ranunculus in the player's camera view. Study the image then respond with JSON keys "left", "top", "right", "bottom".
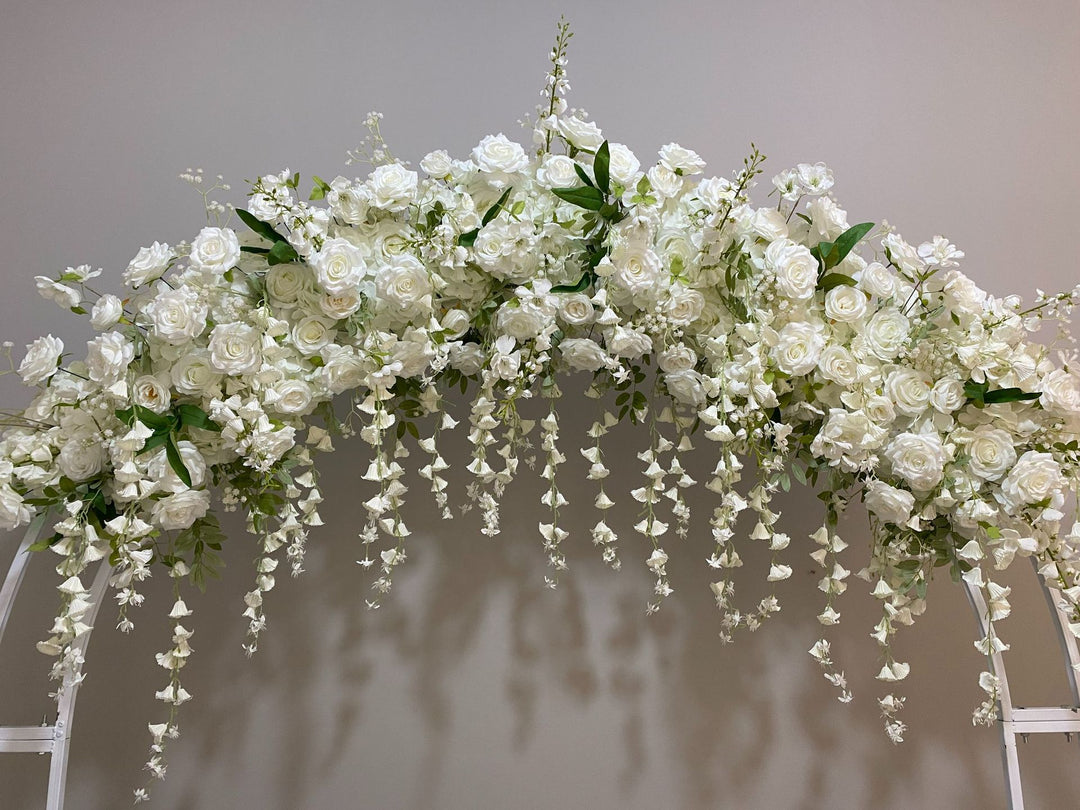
{"left": 472, "top": 133, "right": 529, "bottom": 174}
{"left": 658, "top": 143, "right": 706, "bottom": 175}
{"left": 1040, "top": 369, "right": 1080, "bottom": 417}
{"left": 864, "top": 308, "right": 910, "bottom": 360}
{"left": 658, "top": 345, "right": 696, "bottom": 373}
{"left": 151, "top": 489, "right": 211, "bottom": 531}
{"left": 123, "top": 241, "right": 174, "bottom": 287}
{"left": 930, "top": 378, "right": 966, "bottom": 414}
{"left": 966, "top": 426, "right": 1017, "bottom": 481}
{"left": 560, "top": 338, "right": 608, "bottom": 372}
{"left": 817, "top": 345, "right": 859, "bottom": 386}
{"left": 57, "top": 438, "right": 106, "bottom": 482}
{"left": 998, "top": 451, "right": 1063, "bottom": 512}
{"left": 859, "top": 262, "right": 897, "bottom": 299}
{"left": 267, "top": 379, "right": 314, "bottom": 415}
{"left": 536, "top": 155, "right": 579, "bottom": 188}
{"left": 208, "top": 323, "right": 261, "bottom": 375}
{"left": 91, "top": 294, "right": 124, "bottom": 330}
{"left": 148, "top": 441, "right": 207, "bottom": 493}
{"left": 558, "top": 294, "right": 594, "bottom": 326}
{"left": 884, "top": 369, "right": 932, "bottom": 417}
{"left": 557, "top": 116, "right": 604, "bottom": 150}
{"left": 607, "top": 143, "right": 641, "bottom": 187}
{"left": 765, "top": 239, "right": 816, "bottom": 300}
{"left": 665, "top": 369, "right": 706, "bottom": 406}
{"left": 367, "top": 163, "right": 418, "bottom": 211}
{"left": 885, "top": 432, "right": 948, "bottom": 491}
{"left": 0, "top": 486, "right": 31, "bottom": 531}
{"left": 143, "top": 286, "right": 208, "bottom": 345}
{"left": 86, "top": 332, "right": 134, "bottom": 384}
{"left": 189, "top": 228, "right": 240, "bottom": 275}
{"left": 375, "top": 255, "right": 433, "bottom": 317}
{"left": 607, "top": 326, "right": 652, "bottom": 359}
{"left": 864, "top": 480, "right": 916, "bottom": 525}
{"left": 35, "top": 276, "right": 81, "bottom": 309}
{"left": 774, "top": 322, "right": 825, "bottom": 376}
{"left": 419, "top": 150, "right": 453, "bottom": 178}
{"left": 824, "top": 285, "right": 868, "bottom": 322}
{"left": 132, "top": 375, "right": 171, "bottom": 414}
{"left": 665, "top": 287, "right": 705, "bottom": 326}
{"left": 18, "top": 334, "right": 64, "bottom": 385}
{"left": 291, "top": 316, "right": 335, "bottom": 356}
{"left": 170, "top": 351, "right": 222, "bottom": 396}
{"left": 313, "top": 238, "right": 368, "bottom": 294}
{"left": 265, "top": 263, "right": 308, "bottom": 304}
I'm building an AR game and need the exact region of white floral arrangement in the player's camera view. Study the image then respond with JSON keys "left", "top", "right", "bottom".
{"left": 3, "top": 20, "right": 1080, "bottom": 802}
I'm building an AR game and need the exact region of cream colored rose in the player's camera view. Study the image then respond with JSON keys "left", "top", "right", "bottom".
{"left": 885, "top": 432, "right": 948, "bottom": 491}
{"left": 189, "top": 228, "right": 240, "bottom": 275}
{"left": 773, "top": 322, "right": 825, "bottom": 376}
{"left": 560, "top": 338, "right": 607, "bottom": 372}
{"left": 966, "top": 426, "right": 1017, "bottom": 481}
{"left": 208, "top": 323, "right": 261, "bottom": 375}
{"left": 884, "top": 369, "right": 932, "bottom": 417}
{"left": 998, "top": 451, "right": 1063, "bottom": 512}
{"left": 864, "top": 480, "right": 915, "bottom": 525}
{"left": 151, "top": 489, "right": 211, "bottom": 531}
{"left": 863, "top": 308, "right": 909, "bottom": 360}
{"left": 132, "top": 375, "right": 171, "bottom": 414}
{"left": 824, "top": 285, "right": 868, "bottom": 322}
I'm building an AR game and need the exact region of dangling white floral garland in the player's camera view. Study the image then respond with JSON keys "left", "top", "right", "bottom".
{"left": 2, "top": 19, "right": 1080, "bottom": 802}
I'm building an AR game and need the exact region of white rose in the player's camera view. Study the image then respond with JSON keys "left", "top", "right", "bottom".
{"left": 1040, "top": 369, "right": 1080, "bottom": 417}
{"left": 189, "top": 228, "right": 240, "bottom": 275}
{"left": 998, "top": 451, "right": 1063, "bottom": 512}
{"left": 320, "top": 345, "right": 366, "bottom": 394}
{"left": 658, "top": 345, "right": 696, "bottom": 373}
{"left": 170, "top": 351, "right": 222, "bottom": 396}
{"left": 695, "top": 177, "right": 734, "bottom": 211}
{"left": 864, "top": 481, "right": 915, "bottom": 525}
{"left": 765, "top": 239, "right": 816, "bottom": 300}
{"left": 864, "top": 395, "right": 896, "bottom": 425}
{"left": 132, "top": 375, "right": 171, "bottom": 414}
{"left": 35, "top": 276, "right": 81, "bottom": 309}
{"left": 607, "top": 143, "right": 641, "bottom": 187}
{"left": 448, "top": 342, "right": 485, "bottom": 375}
{"left": 151, "top": 489, "right": 211, "bottom": 531}
{"left": 266, "top": 263, "right": 309, "bottom": 304}
{"left": 824, "top": 285, "right": 868, "bottom": 322}
{"left": 810, "top": 409, "right": 887, "bottom": 471}
{"left": 18, "top": 335, "right": 64, "bottom": 385}
{"left": 472, "top": 133, "right": 529, "bottom": 174}
{"left": 884, "top": 369, "right": 932, "bottom": 417}
{"left": 647, "top": 165, "right": 683, "bottom": 198}
{"left": 496, "top": 302, "right": 546, "bottom": 341}
{"left": 606, "top": 326, "right": 652, "bottom": 359}
{"left": 752, "top": 208, "right": 790, "bottom": 241}
{"left": 807, "top": 196, "right": 850, "bottom": 241}
{"left": 313, "top": 238, "right": 368, "bottom": 294}
{"left": 943, "top": 270, "right": 987, "bottom": 318}
{"left": 440, "top": 309, "right": 471, "bottom": 339}
{"left": 817, "top": 345, "right": 858, "bottom": 386}
{"left": 367, "top": 163, "right": 418, "bottom": 211}
{"left": 420, "top": 150, "right": 453, "bottom": 178}
{"left": 658, "top": 143, "right": 706, "bottom": 175}
{"left": 143, "top": 286, "right": 208, "bottom": 345}
{"left": 267, "top": 379, "right": 314, "bottom": 415}
{"left": 375, "top": 255, "right": 432, "bottom": 317}
{"left": 123, "top": 241, "right": 174, "bottom": 287}
{"left": 0, "top": 486, "right": 31, "bottom": 531}
{"left": 558, "top": 294, "right": 594, "bottom": 326}
{"left": 863, "top": 308, "right": 910, "bottom": 360}
{"left": 326, "top": 177, "right": 368, "bottom": 224}
{"left": 208, "top": 323, "right": 261, "bottom": 375}
{"left": 536, "top": 155, "right": 579, "bottom": 188}
{"left": 86, "top": 332, "right": 134, "bottom": 384}
{"left": 560, "top": 338, "right": 608, "bottom": 372}
{"left": 91, "top": 294, "right": 124, "bottom": 330}
{"left": 885, "top": 432, "right": 948, "bottom": 491}
{"left": 557, "top": 116, "right": 604, "bottom": 150}
{"left": 148, "top": 441, "right": 207, "bottom": 493}
{"left": 320, "top": 290, "right": 363, "bottom": 320}
{"left": 612, "top": 244, "right": 662, "bottom": 296}
{"left": 930, "top": 378, "right": 966, "bottom": 414}
{"left": 859, "top": 262, "right": 897, "bottom": 299}
{"left": 773, "top": 321, "right": 825, "bottom": 376}
{"left": 665, "top": 369, "right": 706, "bottom": 406}
{"left": 966, "top": 426, "right": 1017, "bottom": 481}
{"left": 291, "top": 316, "right": 335, "bottom": 356}
{"left": 665, "top": 287, "right": 705, "bottom": 326}
{"left": 57, "top": 438, "right": 106, "bottom": 482}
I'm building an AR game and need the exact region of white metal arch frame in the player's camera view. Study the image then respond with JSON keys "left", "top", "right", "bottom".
{"left": 2, "top": 517, "right": 1080, "bottom": 808}
{"left": 0, "top": 514, "right": 111, "bottom": 810}
{"left": 962, "top": 559, "right": 1080, "bottom": 809}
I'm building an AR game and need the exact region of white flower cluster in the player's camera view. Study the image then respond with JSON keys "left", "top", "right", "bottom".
{"left": 3, "top": 22, "right": 1080, "bottom": 800}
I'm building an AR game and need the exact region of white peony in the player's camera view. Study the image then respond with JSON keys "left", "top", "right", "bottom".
{"left": 313, "top": 238, "right": 368, "bottom": 294}
{"left": 123, "top": 241, "right": 174, "bottom": 287}
{"left": 86, "top": 332, "right": 134, "bottom": 384}
{"left": 208, "top": 323, "right": 261, "bottom": 375}
{"left": 864, "top": 480, "right": 916, "bottom": 526}
{"left": 189, "top": 228, "right": 240, "bottom": 275}
{"left": 151, "top": 489, "right": 211, "bottom": 531}
{"left": 885, "top": 432, "right": 948, "bottom": 491}
{"left": 18, "top": 335, "right": 64, "bottom": 385}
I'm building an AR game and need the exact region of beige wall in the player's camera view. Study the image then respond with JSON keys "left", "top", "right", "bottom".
{"left": 2, "top": 1, "right": 1080, "bottom": 807}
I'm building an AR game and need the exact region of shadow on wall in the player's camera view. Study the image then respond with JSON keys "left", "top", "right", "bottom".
{"left": 3, "top": 380, "right": 1078, "bottom": 809}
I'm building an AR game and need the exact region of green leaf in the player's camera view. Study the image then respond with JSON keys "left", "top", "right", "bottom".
{"left": 831, "top": 222, "right": 874, "bottom": 267}
{"left": 236, "top": 208, "right": 287, "bottom": 245}
{"left": 552, "top": 185, "right": 605, "bottom": 211}
{"left": 266, "top": 240, "right": 299, "bottom": 266}
{"left": 811, "top": 240, "right": 835, "bottom": 270}
{"left": 309, "top": 175, "right": 331, "bottom": 201}
{"left": 165, "top": 434, "right": 193, "bottom": 489}
{"left": 818, "top": 272, "right": 858, "bottom": 292}
{"left": 482, "top": 187, "right": 513, "bottom": 227}
{"left": 27, "top": 532, "right": 63, "bottom": 553}
{"left": 137, "top": 430, "right": 170, "bottom": 455}
{"left": 594, "top": 140, "right": 610, "bottom": 194}
{"left": 457, "top": 229, "right": 479, "bottom": 247}
{"left": 176, "top": 404, "right": 221, "bottom": 432}
{"left": 983, "top": 387, "right": 1042, "bottom": 404}
{"left": 551, "top": 273, "right": 593, "bottom": 293}
{"left": 573, "top": 164, "right": 595, "bottom": 188}
{"left": 240, "top": 245, "right": 270, "bottom": 254}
